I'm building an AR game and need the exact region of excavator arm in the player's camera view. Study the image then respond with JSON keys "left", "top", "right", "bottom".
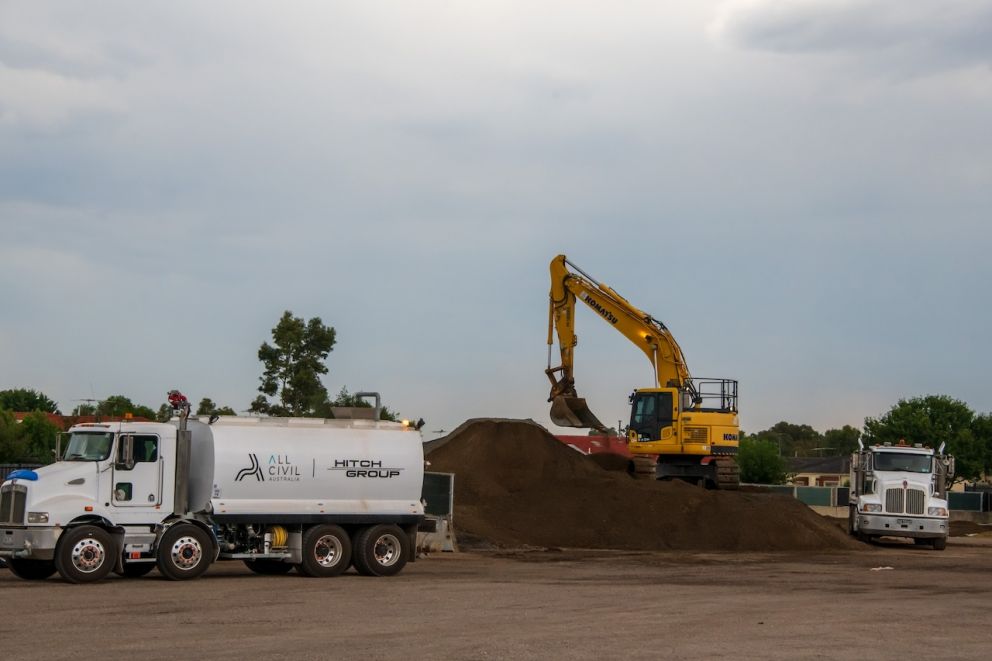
{"left": 546, "top": 254, "right": 694, "bottom": 429}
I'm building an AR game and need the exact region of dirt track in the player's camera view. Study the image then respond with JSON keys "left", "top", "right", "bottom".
{"left": 3, "top": 538, "right": 991, "bottom": 660}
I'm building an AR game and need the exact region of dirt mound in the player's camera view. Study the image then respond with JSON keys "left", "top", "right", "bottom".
{"left": 427, "top": 419, "right": 860, "bottom": 552}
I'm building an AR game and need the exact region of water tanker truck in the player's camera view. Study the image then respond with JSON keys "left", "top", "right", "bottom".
{"left": 0, "top": 391, "right": 425, "bottom": 582}
{"left": 849, "top": 439, "right": 953, "bottom": 550}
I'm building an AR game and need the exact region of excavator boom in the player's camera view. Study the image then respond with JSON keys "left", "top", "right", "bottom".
{"left": 546, "top": 254, "right": 692, "bottom": 428}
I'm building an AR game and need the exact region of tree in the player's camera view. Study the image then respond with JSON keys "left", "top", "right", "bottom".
{"left": 18, "top": 412, "right": 62, "bottom": 462}
{"left": 0, "top": 410, "right": 61, "bottom": 463}
{"left": 254, "top": 311, "right": 337, "bottom": 416}
{"left": 156, "top": 404, "right": 173, "bottom": 422}
{"left": 863, "top": 395, "right": 987, "bottom": 483}
{"left": 737, "top": 438, "right": 787, "bottom": 484}
{"left": 197, "top": 397, "right": 237, "bottom": 417}
{"left": 0, "top": 410, "right": 30, "bottom": 463}
{"left": 823, "top": 425, "right": 862, "bottom": 456}
{"left": 97, "top": 395, "right": 156, "bottom": 420}
{"left": 0, "top": 388, "right": 59, "bottom": 414}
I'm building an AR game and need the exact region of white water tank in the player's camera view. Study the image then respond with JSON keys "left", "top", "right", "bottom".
{"left": 184, "top": 418, "right": 424, "bottom": 519}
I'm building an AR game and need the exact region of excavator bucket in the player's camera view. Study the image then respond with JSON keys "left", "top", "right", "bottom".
{"left": 550, "top": 395, "right": 607, "bottom": 430}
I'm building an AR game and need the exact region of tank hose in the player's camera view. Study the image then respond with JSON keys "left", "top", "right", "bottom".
{"left": 268, "top": 525, "right": 288, "bottom": 548}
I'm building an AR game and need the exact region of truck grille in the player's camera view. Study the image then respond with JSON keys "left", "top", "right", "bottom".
{"left": 885, "top": 488, "right": 904, "bottom": 513}
{"left": 0, "top": 484, "right": 27, "bottom": 525}
{"left": 684, "top": 427, "right": 709, "bottom": 443}
{"left": 884, "top": 488, "right": 926, "bottom": 515}
{"left": 906, "top": 489, "right": 925, "bottom": 515}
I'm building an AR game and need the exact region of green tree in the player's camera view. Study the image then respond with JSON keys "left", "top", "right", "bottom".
{"left": 18, "top": 412, "right": 62, "bottom": 462}
{"left": 96, "top": 395, "right": 157, "bottom": 420}
{"left": 864, "top": 395, "right": 987, "bottom": 483}
{"left": 0, "top": 388, "right": 59, "bottom": 413}
{"left": 253, "top": 311, "right": 337, "bottom": 416}
{"left": 197, "top": 397, "right": 237, "bottom": 417}
{"left": 823, "top": 425, "right": 862, "bottom": 456}
{"left": 0, "top": 410, "right": 30, "bottom": 463}
{"left": 737, "top": 438, "right": 787, "bottom": 484}
{"left": 156, "top": 404, "right": 173, "bottom": 422}
{"left": 72, "top": 403, "right": 97, "bottom": 416}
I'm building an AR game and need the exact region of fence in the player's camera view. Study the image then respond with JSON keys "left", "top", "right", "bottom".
{"left": 754, "top": 484, "right": 990, "bottom": 512}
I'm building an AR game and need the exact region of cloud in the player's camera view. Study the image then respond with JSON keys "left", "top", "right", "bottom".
{"left": 710, "top": 0, "right": 992, "bottom": 73}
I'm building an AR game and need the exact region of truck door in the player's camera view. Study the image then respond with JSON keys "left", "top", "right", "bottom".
{"left": 112, "top": 434, "right": 163, "bottom": 507}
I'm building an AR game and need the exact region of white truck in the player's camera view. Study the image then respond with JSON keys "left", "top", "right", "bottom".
{"left": 0, "top": 391, "right": 425, "bottom": 582}
{"left": 848, "top": 440, "right": 953, "bottom": 550}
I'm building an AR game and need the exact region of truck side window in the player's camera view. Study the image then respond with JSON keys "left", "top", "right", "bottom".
{"left": 133, "top": 436, "right": 158, "bottom": 462}
{"left": 118, "top": 435, "right": 159, "bottom": 466}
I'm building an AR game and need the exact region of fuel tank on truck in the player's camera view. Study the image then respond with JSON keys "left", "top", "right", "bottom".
{"left": 181, "top": 417, "right": 425, "bottom": 519}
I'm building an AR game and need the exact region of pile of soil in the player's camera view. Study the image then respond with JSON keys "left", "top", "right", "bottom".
{"left": 427, "top": 419, "right": 860, "bottom": 552}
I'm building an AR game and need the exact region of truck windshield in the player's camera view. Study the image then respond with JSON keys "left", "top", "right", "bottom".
{"left": 63, "top": 432, "right": 114, "bottom": 461}
{"left": 873, "top": 452, "right": 932, "bottom": 473}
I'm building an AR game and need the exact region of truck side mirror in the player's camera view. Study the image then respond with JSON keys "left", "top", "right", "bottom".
{"left": 117, "top": 435, "right": 135, "bottom": 471}
{"left": 56, "top": 432, "right": 68, "bottom": 461}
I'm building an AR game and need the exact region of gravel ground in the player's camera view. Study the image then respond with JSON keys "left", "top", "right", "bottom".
{"left": 2, "top": 537, "right": 991, "bottom": 660}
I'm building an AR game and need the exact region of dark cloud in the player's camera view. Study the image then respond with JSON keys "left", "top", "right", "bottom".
{"left": 712, "top": 0, "right": 992, "bottom": 72}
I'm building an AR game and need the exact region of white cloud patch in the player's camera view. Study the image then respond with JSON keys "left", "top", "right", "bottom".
{"left": 710, "top": 0, "right": 992, "bottom": 74}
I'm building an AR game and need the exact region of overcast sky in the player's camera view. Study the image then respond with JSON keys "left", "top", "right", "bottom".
{"left": 2, "top": 1, "right": 990, "bottom": 438}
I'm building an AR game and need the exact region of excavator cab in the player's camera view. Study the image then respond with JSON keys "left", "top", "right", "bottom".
{"left": 628, "top": 389, "right": 676, "bottom": 442}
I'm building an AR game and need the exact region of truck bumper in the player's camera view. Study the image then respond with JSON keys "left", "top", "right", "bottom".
{"left": 857, "top": 514, "right": 947, "bottom": 539}
{"left": 0, "top": 526, "right": 62, "bottom": 561}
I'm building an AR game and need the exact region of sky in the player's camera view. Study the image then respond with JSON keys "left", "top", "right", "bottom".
{"left": 1, "top": 1, "right": 990, "bottom": 439}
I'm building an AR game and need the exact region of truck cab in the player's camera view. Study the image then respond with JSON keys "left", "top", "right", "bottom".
{"left": 849, "top": 441, "right": 953, "bottom": 550}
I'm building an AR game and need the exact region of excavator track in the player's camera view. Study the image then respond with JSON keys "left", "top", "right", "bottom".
{"left": 715, "top": 457, "right": 740, "bottom": 490}
{"left": 628, "top": 455, "right": 657, "bottom": 479}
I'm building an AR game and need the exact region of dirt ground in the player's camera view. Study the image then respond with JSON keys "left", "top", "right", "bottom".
{"left": 2, "top": 537, "right": 991, "bottom": 660}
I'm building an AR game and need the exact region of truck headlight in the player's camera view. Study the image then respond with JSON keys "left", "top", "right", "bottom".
{"left": 861, "top": 504, "right": 882, "bottom": 513}
{"left": 27, "top": 512, "right": 49, "bottom": 524}
{"left": 928, "top": 507, "right": 948, "bottom": 517}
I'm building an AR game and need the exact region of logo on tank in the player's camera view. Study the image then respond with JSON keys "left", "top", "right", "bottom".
{"left": 329, "top": 459, "right": 403, "bottom": 479}
{"left": 235, "top": 454, "right": 264, "bottom": 482}
{"left": 234, "top": 454, "right": 303, "bottom": 482}
{"left": 267, "top": 454, "right": 302, "bottom": 482}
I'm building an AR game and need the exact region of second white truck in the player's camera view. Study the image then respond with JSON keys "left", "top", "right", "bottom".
{"left": 849, "top": 440, "right": 953, "bottom": 550}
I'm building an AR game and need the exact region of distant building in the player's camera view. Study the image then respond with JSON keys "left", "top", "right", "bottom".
{"left": 788, "top": 456, "right": 850, "bottom": 487}
{"left": 12, "top": 413, "right": 151, "bottom": 430}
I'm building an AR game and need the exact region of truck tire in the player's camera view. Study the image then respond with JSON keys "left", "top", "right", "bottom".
{"left": 298, "top": 524, "right": 351, "bottom": 577}
{"left": 8, "top": 558, "right": 57, "bottom": 581}
{"left": 848, "top": 505, "right": 857, "bottom": 535}
{"left": 157, "top": 524, "right": 212, "bottom": 581}
{"left": 116, "top": 563, "right": 156, "bottom": 578}
{"left": 932, "top": 537, "right": 947, "bottom": 551}
{"left": 244, "top": 559, "right": 294, "bottom": 575}
{"left": 54, "top": 525, "right": 116, "bottom": 584}
{"left": 352, "top": 524, "right": 409, "bottom": 577}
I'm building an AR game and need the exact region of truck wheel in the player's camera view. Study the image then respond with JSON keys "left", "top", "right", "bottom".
{"left": 116, "top": 563, "right": 156, "bottom": 578}
{"left": 244, "top": 559, "right": 294, "bottom": 575}
{"left": 352, "top": 524, "right": 409, "bottom": 577}
{"left": 847, "top": 505, "right": 857, "bottom": 535}
{"left": 8, "top": 558, "right": 57, "bottom": 581}
{"left": 54, "top": 525, "right": 116, "bottom": 584}
{"left": 298, "top": 524, "right": 351, "bottom": 577}
{"left": 157, "top": 524, "right": 212, "bottom": 581}
{"left": 932, "top": 537, "right": 947, "bottom": 551}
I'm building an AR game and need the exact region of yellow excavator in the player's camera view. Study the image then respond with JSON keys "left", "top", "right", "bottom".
{"left": 546, "top": 254, "right": 741, "bottom": 489}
